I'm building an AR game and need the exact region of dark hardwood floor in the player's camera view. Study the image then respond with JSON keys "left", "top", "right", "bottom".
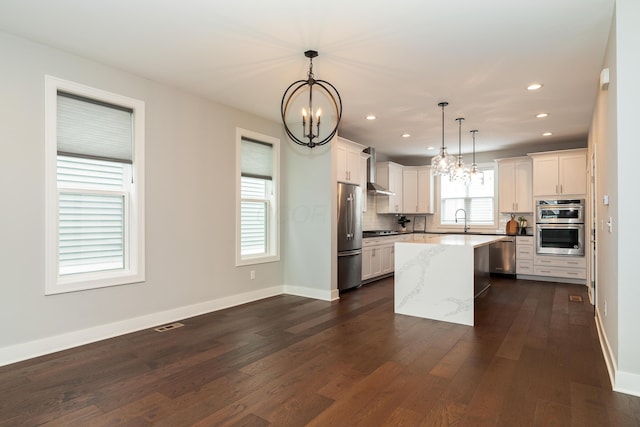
{"left": 2, "top": 277, "right": 639, "bottom": 426}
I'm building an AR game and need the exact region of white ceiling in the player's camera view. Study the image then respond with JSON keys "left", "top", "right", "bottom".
{"left": 0, "top": 0, "right": 614, "bottom": 159}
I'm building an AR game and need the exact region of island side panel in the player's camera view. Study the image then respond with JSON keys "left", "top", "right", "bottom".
{"left": 394, "top": 242, "right": 475, "bottom": 326}
{"left": 474, "top": 244, "right": 491, "bottom": 297}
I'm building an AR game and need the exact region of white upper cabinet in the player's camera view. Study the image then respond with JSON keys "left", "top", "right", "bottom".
{"left": 335, "top": 137, "right": 365, "bottom": 185}
{"left": 403, "top": 166, "right": 434, "bottom": 214}
{"left": 497, "top": 157, "right": 532, "bottom": 213}
{"left": 376, "top": 161, "right": 404, "bottom": 214}
{"left": 530, "top": 149, "right": 587, "bottom": 197}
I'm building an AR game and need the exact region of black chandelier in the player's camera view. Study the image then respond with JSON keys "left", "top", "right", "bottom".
{"left": 280, "top": 50, "right": 342, "bottom": 148}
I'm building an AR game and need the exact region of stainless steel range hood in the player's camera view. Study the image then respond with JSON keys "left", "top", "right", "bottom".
{"left": 364, "top": 147, "right": 395, "bottom": 196}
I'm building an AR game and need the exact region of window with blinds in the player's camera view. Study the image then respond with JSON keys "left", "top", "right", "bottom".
{"left": 236, "top": 130, "right": 279, "bottom": 265}
{"left": 440, "top": 169, "right": 495, "bottom": 226}
{"left": 45, "top": 75, "right": 145, "bottom": 294}
{"left": 57, "top": 156, "right": 129, "bottom": 275}
{"left": 240, "top": 176, "right": 269, "bottom": 256}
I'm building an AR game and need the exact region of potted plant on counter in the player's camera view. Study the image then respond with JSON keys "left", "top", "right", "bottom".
{"left": 518, "top": 216, "right": 528, "bottom": 235}
{"left": 398, "top": 215, "right": 411, "bottom": 232}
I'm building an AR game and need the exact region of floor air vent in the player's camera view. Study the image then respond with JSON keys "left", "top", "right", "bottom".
{"left": 154, "top": 322, "right": 184, "bottom": 332}
{"left": 569, "top": 295, "right": 583, "bottom": 302}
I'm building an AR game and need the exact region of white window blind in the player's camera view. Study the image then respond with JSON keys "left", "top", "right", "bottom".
{"left": 441, "top": 169, "right": 495, "bottom": 226}
{"left": 57, "top": 91, "right": 133, "bottom": 163}
{"left": 241, "top": 138, "right": 273, "bottom": 180}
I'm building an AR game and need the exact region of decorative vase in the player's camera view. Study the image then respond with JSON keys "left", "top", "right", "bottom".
{"left": 519, "top": 220, "right": 527, "bottom": 235}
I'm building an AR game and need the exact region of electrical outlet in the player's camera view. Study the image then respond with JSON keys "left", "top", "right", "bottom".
{"left": 250, "top": 270, "right": 255, "bottom": 280}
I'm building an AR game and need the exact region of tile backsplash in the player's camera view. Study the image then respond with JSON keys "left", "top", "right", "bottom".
{"left": 363, "top": 195, "right": 534, "bottom": 235}
{"left": 362, "top": 196, "right": 397, "bottom": 230}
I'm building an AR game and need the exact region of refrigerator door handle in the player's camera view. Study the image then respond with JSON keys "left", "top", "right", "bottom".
{"left": 347, "top": 193, "right": 354, "bottom": 239}
{"left": 338, "top": 249, "right": 362, "bottom": 257}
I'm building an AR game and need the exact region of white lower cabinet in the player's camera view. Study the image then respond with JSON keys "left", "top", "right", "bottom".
{"left": 362, "top": 235, "right": 409, "bottom": 281}
{"left": 533, "top": 254, "right": 587, "bottom": 281}
{"left": 516, "top": 236, "right": 534, "bottom": 275}
{"left": 363, "top": 246, "right": 383, "bottom": 279}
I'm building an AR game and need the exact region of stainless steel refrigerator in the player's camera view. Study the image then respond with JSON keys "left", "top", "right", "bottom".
{"left": 337, "top": 182, "right": 362, "bottom": 291}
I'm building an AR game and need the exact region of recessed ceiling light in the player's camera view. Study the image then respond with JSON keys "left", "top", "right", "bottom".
{"left": 536, "top": 113, "right": 549, "bottom": 118}
{"left": 402, "top": 133, "right": 411, "bottom": 138}
{"left": 542, "top": 132, "right": 553, "bottom": 136}
{"left": 527, "top": 83, "right": 543, "bottom": 91}
{"left": 427, "top": 146, "right": 435, "bottom": 150}
{"left": 366, "top": 115, "right": 376, "bottom": 120}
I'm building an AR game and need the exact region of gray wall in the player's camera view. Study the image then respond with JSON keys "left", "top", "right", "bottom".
{"left": 0, "top": 32, "right": 287, "bottom": 361}
{"left": 589, "top": 0, "right": 640, "bottom": 396}
{"left": 281, "top": 143, "right": 336, "bottom": 299}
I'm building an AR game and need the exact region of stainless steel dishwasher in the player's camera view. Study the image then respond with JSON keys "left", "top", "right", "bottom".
{"left": 489, "top": 237, "right": 516, "bottom": 276}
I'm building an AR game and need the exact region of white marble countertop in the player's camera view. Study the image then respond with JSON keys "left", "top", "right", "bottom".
{"left": 410, "top": 234, "right": 507, "bottom": 247}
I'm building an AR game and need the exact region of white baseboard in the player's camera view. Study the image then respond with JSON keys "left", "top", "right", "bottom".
{"left": 615, "top": 371, "right": 640, "bottom": 397}
{"left": 594, "top": 308, "right": 640, "bottom": 397}
{"left": 516, "top": 274, "right": 587, "bottom": 285}
{"left": 283, "top": 284, "right": 339, "bottom": 301}
{"left": 0, "top": 285, "right": 284, "bottom": 367}
{"left": 595, "top": 308, "right": 617, "bottom": 388}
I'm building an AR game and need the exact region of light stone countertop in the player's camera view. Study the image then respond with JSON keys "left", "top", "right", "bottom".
{"left": 410, "top": 234, "right": 507, "bottom": 247}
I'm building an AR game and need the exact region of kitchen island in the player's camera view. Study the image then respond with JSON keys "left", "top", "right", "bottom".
{"left": 394, "top": 234, "right": 507, "bottom": 326}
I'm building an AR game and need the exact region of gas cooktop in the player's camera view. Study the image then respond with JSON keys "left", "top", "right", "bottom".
{"left": 362, "top": 230, "right": 400, "bottom": 237}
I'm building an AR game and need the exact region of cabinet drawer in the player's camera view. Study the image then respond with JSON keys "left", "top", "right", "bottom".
{"left": 516, "top": 247, "right": 534, "bottom": 260}
{"left": 363, "top": 238, "right": 382, "bottom": 247}
{"left": 516, "top": 261, "right": 534, "bottom": 274}
{"left": 516, "top": 236, "right": 534, "bottom": 246}
{"left": 535, "top": 255, "right": 586, "bottom": 269}
{"left": 534, "top": 266, "right": 586, "bottom": 279}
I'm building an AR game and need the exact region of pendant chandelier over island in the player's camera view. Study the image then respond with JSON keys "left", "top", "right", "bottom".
{"left": 430, "top": 101, "right": 482, "bottom": 185}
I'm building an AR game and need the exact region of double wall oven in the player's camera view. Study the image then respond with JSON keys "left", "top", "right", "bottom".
{"left": 536, "top": 199, "right": 585, "bottom": 256}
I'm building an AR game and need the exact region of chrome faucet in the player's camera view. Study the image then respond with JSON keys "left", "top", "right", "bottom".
{"left": 455, "top": 208, "right": 469, "bottom": 232}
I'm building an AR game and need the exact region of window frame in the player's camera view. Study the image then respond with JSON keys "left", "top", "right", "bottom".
{"left": 235, "top": 128, "right": 280, "bottom": 266}
{"left": 45, "top": 75, "right": 145, "bottom": 294}
{"left": 435, "top": 163, "right": 498, "bottom": 231}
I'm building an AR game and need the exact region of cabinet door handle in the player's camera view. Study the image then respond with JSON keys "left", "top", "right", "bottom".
{"left": 541, "top": 259, "right": 551, "bottom": 263}
{"left": 560, "top": 184, "right": 563, "bottom": 193}
{"left": 541, "top": 269, "right": 551, "bottom": 274}
{"left": 515, "top": 202, "right": 518, "bottom": 211}
{"left": 556, "top": 184, "right": 559, "bottom": 194}
{"left": 568, "top": 272, "right": 578, "bottom": 275}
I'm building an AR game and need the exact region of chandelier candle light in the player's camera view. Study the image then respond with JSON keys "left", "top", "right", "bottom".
{"left": 431, "top": 101, "right": 456, "bottom": 176}
{"left": 281, "top": 50, "right": 342, "bottom": 148}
